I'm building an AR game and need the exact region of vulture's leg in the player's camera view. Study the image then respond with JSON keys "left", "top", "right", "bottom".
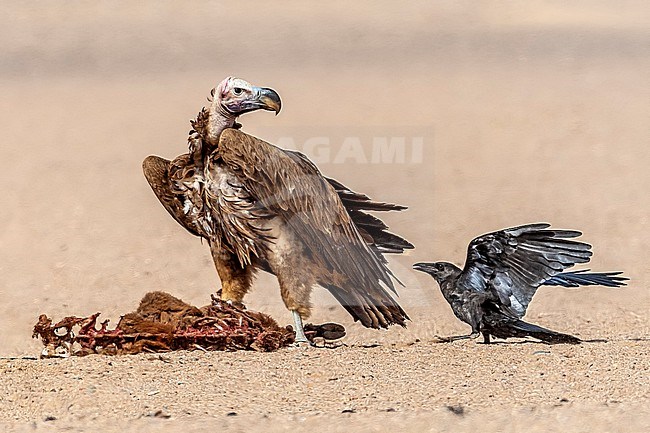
{"left": 292, "top": 311, "right": 309, "bottom": 343}
{"left": 277, "top": 274, "right": 313, "bottom": 344}
{"left": 210, "top": 245, "right": 253, "bottom": 306}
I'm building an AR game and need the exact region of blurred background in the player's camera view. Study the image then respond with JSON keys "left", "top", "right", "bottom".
{"left": 0, "top": 1, "right": 648, "bottom": 355}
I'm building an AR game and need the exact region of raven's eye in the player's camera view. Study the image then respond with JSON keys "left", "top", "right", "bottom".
{"left": 233, "top": 87, "right": 243, "bottom": 95}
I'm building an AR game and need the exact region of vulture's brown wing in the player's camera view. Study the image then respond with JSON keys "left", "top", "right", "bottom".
{"left": 142, "top": 155, "right": 207, "bottom": 238}
{"left": 143, "top": 148, "right": 414, "bottom": 259}
{"left": 326, "top": 183, "right": 414, "bottom": 255}
{"left": 218, "top": 129, "right": 407, "bottom": 327}
{"left": 285, "top": 150, "right": 414, "bottom": 255}
{"left": 143, "top": 155, "right": 200, "bottom": 237}
{"left": 458, "top": 223, "right": 593, "bottom": 318}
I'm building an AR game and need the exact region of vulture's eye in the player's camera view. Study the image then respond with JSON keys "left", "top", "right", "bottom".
{"left": 233, "top": 87, "right": 243, "bottom": 95}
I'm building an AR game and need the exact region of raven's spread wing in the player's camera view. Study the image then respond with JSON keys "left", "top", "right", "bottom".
{"left": 217, "top": 129, "right": 401, "bottom": 297}
{"left": 457, "top": 223, "right": 593, "bottom": 317}
{"left": 544, "top": 270, "right": 628, "bottom": 288}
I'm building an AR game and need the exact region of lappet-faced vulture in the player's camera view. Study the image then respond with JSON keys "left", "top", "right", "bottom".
{"left": 143, "top": 77, "right": 412, "bottom": 342}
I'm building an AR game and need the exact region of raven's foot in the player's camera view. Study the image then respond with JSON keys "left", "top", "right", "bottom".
{"left": 434, "top": 332, "right": 480, "bottom": 343}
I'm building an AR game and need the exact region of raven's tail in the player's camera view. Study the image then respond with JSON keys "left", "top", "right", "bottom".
{"left": 544, "top": 270, "right": 628, "bottom": 288}
{"left": 509, "top": 319, "right": 581, "bottom": 344}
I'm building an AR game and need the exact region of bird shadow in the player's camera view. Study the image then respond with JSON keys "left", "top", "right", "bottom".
{"left": 430, "top": 336, "right": 610, "bottom": 345}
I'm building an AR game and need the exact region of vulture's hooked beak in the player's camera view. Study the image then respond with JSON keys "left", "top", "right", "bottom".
{"left": 255, "top": 87, "right": 282, "bottom": 115}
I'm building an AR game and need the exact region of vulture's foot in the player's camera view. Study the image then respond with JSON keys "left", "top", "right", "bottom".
{"left": 304, "top": 323, "right": 347, "bottom": 348}
{"left": 224, "top": 300, "right": 246, "bottom": 310}
{"left": 289, "top": 340, "right": 314, "bottom": 349}
{"left": 285, "top": 322, "right": 347, "bottom": 349}
{"left": 310, "top": 339, "right": 347, "bottom": 349}
{"left": 211, "top": 293, "right": 246, "bottom": 310}
{"left": 304, "top": 323, "right": 346, "bottom": 341}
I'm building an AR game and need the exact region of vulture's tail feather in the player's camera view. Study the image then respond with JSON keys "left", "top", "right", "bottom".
{"left": 323, "top": 284, "right": 409, "bottom": 329}
{"left": 335, "top": 192, "right": 414, "bottom": 255}
{"left": 326, "top": 178, "right": 407, "bottom": 210}
{"left": 544, "top": 270, "right": 628, "bottom": 288}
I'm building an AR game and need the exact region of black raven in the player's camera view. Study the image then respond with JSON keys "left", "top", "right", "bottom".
{"left": 413, "top": 223, "right": 627, "bottom": 344}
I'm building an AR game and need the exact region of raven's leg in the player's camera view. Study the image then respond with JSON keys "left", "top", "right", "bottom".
{"left": 436, "top": 332, "right": 480, "bottom": 343}
{"left": 211, "top": 246, "right": 253, "bottom": 306}
{"left": 482, "top": 332, "right": 491, "bottom": 344}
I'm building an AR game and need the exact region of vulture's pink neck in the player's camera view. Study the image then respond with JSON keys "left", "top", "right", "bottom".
{"left": 206, "top": 102, "right": 237, "bottom": 145}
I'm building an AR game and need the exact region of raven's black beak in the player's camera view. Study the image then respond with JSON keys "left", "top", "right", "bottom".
{"left": 412, "top": 263, "right": 434, "bottom": 274}
{"left": 256, "top": 87, "right": 282, "bottom": 115}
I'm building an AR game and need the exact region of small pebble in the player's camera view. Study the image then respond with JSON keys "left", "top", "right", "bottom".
{"left": 446, "top": 405, "right": 465, "bottom": 416}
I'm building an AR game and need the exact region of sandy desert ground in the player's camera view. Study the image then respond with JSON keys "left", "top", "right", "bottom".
{"left": 0, "top": 1, "right": 648, "bottom": 431}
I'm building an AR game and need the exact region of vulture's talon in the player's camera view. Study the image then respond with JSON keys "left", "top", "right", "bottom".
{"left": 289, "top": 339, "right": 314, "bottom": 349}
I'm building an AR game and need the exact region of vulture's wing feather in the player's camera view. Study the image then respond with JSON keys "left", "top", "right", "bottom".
{"left": 457, "top": 223, "right": 593, "bottom": 318}
{"left": 323, "top": 176, "right": 407, "bottom": 211}
{"left": 286, "top": 150, "right": 414, "bottom": 255}
{"left": 218, "top": 129, "right": 406, "bottom": 325}
{"left": 142, "top": 148, "right": 414, "bottom": 259}
{"left": 325, "top": 177, "right": 414, "bottom": 254}
{"left": 142, "top": 155, "right": 204, "bottom": 238}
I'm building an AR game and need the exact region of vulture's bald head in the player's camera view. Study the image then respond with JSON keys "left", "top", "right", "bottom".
{"left": 216, "top": 77, "right": 281, "bottom": 116}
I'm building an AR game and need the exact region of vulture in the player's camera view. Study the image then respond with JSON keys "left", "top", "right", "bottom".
{"left": 413, "top": 223, "right": 627, "bottom": 344}
{"left": 143, "top": 77, "right": 412, "bottom": 342}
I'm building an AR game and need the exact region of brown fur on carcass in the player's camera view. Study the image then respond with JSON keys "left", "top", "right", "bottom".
{"left": 33, "top": 291, "right": 298, "bottom": 356}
